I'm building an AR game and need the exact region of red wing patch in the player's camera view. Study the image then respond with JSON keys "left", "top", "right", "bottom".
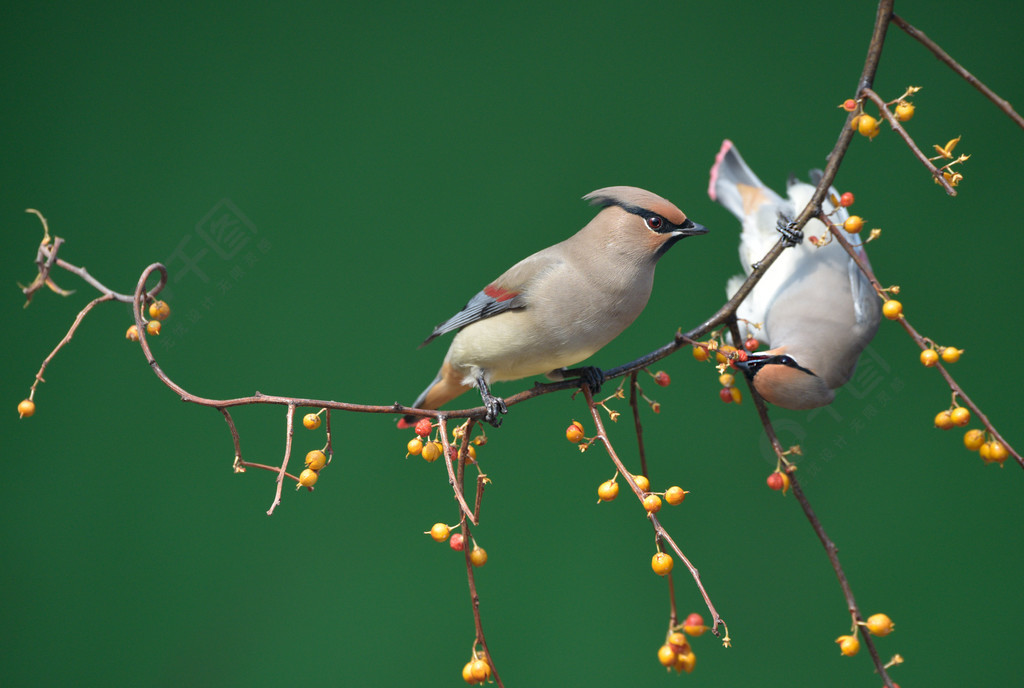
{"left": 483, "top": 285, "right": 520, "bottom": 302}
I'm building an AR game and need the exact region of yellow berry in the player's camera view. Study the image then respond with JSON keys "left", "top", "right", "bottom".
{"left": 146, "top": 320, "right": 161, "bottom": 336}
{"left": 148, "top": 300, "right": 171, "bottom": 321}
{"left": 303, "top": 413, "right": 322, "bottom": 430}
{"left": 949, "top": 407, "right": 970, "bottom": 426}
{"left": 665, "top": 486, "right": 687, "bottom": 505}
{"left": 934, "top": 410, "right": 954, "bottom": 430}
{"left": 469, "top": 659, "right": 490, "bottom": 682}
{"left": 980, "top": 441, "right": 1009, "bottom": 465}
{"left": 17, "top": 399, "right": 36, "bottom": 418}
{"left": 465, "top": 444, "right": 477, "bottom": 463}
{"left": 298, "top": 468, "right": 319, "bottom": 487}
{"left": 692, "top": 345, "right": 710, "bottom": 362}
{"left": 643, "top": 494, "right": 663, "bottom": 513}
{"left": 429, "top": 523, "right": 450, "bottom": 542}
{"left": 882, "top": 300, "right": 903, "bottom": 320}
{"left": 836, "top": 634, "right": 860, "bottom": 656}
{"left": 730, "top": 387, "right": 743, "bottom": 404}
{"left": 651, "top": 552, "right": 674, "bottom": 576}
{"left": 657, "top": 644, "right": 677, "bottom": 667}
{"left": 126, "top": 324, "right": 140, "bottom": 341}
{"left": 566, "top": 420, "right": 585, "bottom": 443}
{"left": 718, "top": 373, "right": 735, "bottom": 387}
{"left": 668, "top": 632, "right": 689, "bottom": 653}
{"left": 674, "top": 650, "right": 696, "bottom": 674}
{"left": 420, "top": 441, "right": 441, "bottom": 463}
{"left": 920, "top": 349, "right": 939, "bottom": 367}
{"left": 470, "top": 546, "right": 488, "bottom": 567}
{"left": 963, "top": 429, "right": 986, "bottom": 451}
{"left": 715, "top": 344, "right": 736, "bottom": 364}
{"left": 866, "top": 613, "right": 894, "bottom": 636}
{"left": 406, "top": 438, "right": 423, "bottom": 456}
{"left": 597, "top": 479, "right": 619, "bottom": 502}
{"left": 305, "top": 450, "right": 327, "bottom": 471}
{"left": 857, "top": 113, "right": 880, "bottom": 138}
{"left": 894, "top": 101, "right": 915, "bottom": 122}
{"left": 843, "top": 215, "right": 865, "bottom": 233}
{"left": 632, "top": 474, "right": 650, "bottom": 492}
{"left": 461, "top": 662, "right": 476, "bottom": 684}
{"left": 941, "top": 347, "right": 963, "bottom": 363}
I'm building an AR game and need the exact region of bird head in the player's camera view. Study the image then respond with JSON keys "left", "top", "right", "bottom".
{"left": 583, "top": 186, "right": 708, "bottom": 261}
{"left": 736, "top": 352, "right": 835, "bottom": 410}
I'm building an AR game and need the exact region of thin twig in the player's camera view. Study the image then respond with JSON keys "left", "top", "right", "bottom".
{"left": 266, "top": 404, "right": 296, "bottom": 515}
{"left": 438, "top": 418, "right": 478, "bottom": 525}
{"left": 891, "top": 14, "right": 1024, "bottom": 130}
{"left": 29, "top": 294, "right": 115, "bottom": 399}
{"left": 861, "top": 87, "right": 957, "bottom": 194}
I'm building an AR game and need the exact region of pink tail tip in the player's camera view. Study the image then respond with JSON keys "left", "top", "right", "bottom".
{"left": 707, "top": 139, "right": 734, "bottom": 201}
{"left": 396, "top": 417, "right": 415, "bottom": 429}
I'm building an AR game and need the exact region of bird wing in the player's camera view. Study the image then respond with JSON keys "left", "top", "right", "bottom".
{"left": 419, "top": 248, "right": 559, "bottom": 347}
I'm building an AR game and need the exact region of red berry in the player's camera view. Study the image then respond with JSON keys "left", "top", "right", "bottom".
{"left": 654, "top": 371, "right": 671, "bottom": 387}
{"left": 841, "top": 99, "right": 857, "bottom": 112}
{"left": 683, "top": 613, "right": 706, "bottom": 636}
{"left": 719, "top": 387, "right": 733, "bottom": 403}
{"left": 839, "top": 192, "right": 855, "bottom": 207}
{"left": 767, "top": 472, "right": 790, "bottom": 492}
{"left": 449, "top": 533, "right": 466, "bottom": 551}
{"left": 414, "top": 418, "right": 433, "bottom": 437}
{"left": 743, "top": 337, "right": 759, "bottom": 352}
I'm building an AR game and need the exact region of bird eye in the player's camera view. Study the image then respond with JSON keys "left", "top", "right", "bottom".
{"left": 645, "top": 216, "right": 664, "bottom": 230}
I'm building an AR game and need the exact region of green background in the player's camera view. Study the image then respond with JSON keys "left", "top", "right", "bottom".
{"left": 4, "top": 1, "right": 1023, "bottom": 686}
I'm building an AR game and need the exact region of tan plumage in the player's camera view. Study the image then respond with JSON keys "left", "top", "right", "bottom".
{"left": 709, "top": 140, "right": 881, "bottom": 409}
{"left": 399, "top": 186, "right": 707, "bottom": 427}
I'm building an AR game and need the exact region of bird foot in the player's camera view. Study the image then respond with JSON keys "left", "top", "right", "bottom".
{"left": 776, "top": 215, "right": 803, "bottom": 247}
{"left": 476, "top": 374, "right": 507, "bottom": 428}
{"left": 561, "top": 366, "right": 605, "bottom": 395}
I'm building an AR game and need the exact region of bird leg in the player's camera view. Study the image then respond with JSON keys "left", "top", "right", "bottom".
{"left": 475, "top": 374, "right": 507, "bottom": 428}
{"left": 776, "top": 214, "right": 804, "bottom": 247}
{"left": 560, "top": 366, "right": 605, "bottom": 395}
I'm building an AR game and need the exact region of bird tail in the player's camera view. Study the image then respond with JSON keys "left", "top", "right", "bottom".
{"left": 396, "top": 360, "right": 472, "bottom": 428}
{"left": 708, "top": 139, "right": 785, "bottom": 221}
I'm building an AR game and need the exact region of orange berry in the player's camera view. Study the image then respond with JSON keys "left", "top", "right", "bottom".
{"left": 665, "top": 486, "right": 687, "bottom": 505}
{"left": 857, "top": 114, "right": 880, "bottom": 138}
{"left": 839, "top": 192, "right": 855, "bottom": 207}
{"left": 934, "top": 410, "right": 954, "bottom": 430}
{"left": 643, "top": 494, "right": 663, "bottom": 513}
{"left": 148, "top": 300, "right": 171, "bottom": 321}
{"left": 692, "top": 345, "right": 710, "bottom": 362}
{"left": 683, "top": 613, "right": 706, "bottom": 636}
{"left": 980, "top": 441, "right": 1008, "bottom": 465}
{"left": 126, "top": 324, "right": 140, "bottom": 341}
{"left": 949, "top": 407, "right": 970, "bottom": 426}
{"left": 865, "top": 613, "right": 894, "bottom": 636}
{"left": 406, "top": 438, "right": 423, "bottom": 456}
{"left": 674, "top": 650, "right": 696, "bottom": 674}
{"left": 429, "top": 523, "right": 450, "bottom": 542}
{"left": 963, "top": 429, "right": 986, "bottom": 451}
{"left": 146, "top": 320, "right": 161, "bottom": 336}
{"left": 566, "top": 421, "right": 585, "bottom": 443}
{"left": 420, "top": 441, "right": 441, "bottom": 463}
{"left": 920, "top": 349, "right": 939, "bottom": 367}
{"left": 715, "top": 344, "right": 736, "bottom": 365}
{"left": 303, "top": 413, "right": 322, "bottom": 430}
{"left": 730, "top": 387, "right": 743, "bottom": 404}
{"left": 836, "top": 634, "right": 860, "bottom": 656}
{"left": 18, "top": 399, "right": 36, "bottom": 418}
{"left": 882, "top": 300, "right": 903, "bottom": 320}
{"left": 298, "top": 468, "right": 319, "bottom": 487}
{"left": 469, "top": 659, "right": 490, "bottom": 682}
{"left": 632, "top": 474, "right": 650, "bottom": 492}
{"left": 744, "top": 337, "right": 760, "bottom": 352}
{"left": 651, "top": 552, "right": 674, "bottom": 576}
{"left": 461, "top": 662, "right": 477, "bottom": 684}
{"left": 841, "top": 99, "right": 858, "bottom": 112}
{"left": 843, "top": 215, "right": 864, "bottom": 233}
{"left": 668, "top": 632, "right": 689, "bottom": 653}
{"left": 305, "top": 450, "right": 327, "bottom": 471}
{"left": 941, "top": 347, "right": 963, "bottom": 363}
{"left": 894, "top": 101, "right": 915, "bottom": 122}
{"left": 718, "top": 373, "right": 735, "bottom": 387}
{"left": 766, "top": 472, "right": 789, "bottom": 492}
{"left": 597, "top": 479, "right": 619, "bottom": 502}
{"left": 657, "top": 644, "right": 677, "bottom": 667}
{"left": 470, "top": 546, "right": 488, "bottom": 567}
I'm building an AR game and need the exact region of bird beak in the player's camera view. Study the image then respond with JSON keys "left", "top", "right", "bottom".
{"left": 678, "top": 220, "right": 708, "bottom": 237}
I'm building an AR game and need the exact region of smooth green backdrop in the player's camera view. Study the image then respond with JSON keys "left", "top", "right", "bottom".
{"left": 4, "top": 2, "right": 1022, "bottom": 686}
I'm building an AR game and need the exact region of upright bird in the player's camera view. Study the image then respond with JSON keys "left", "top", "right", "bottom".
{"left": 398, "top": 186, "right": 708, "bottom": 427}
{"left": 708, "top": 140, "right": 881, "bottom": 409}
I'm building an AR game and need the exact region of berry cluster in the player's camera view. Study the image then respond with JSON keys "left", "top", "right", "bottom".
{"left": 691, "top": 336, "right": 753, "bottom": 404}
{"left": 126, "top": 299, "right": 172, "bottom": 341}
{"left": 837, "top": 613, "right": 896, "bottom": 659}
{"left": 655, "top": 613, "right": 707, "bottom": 673}
{"left": 406, "top": 417, "right": 482, "bottom": 464}
{"left": 298, "top": 408, "right": 330, "bottom": 488}
{"left": 461, "top": 656, "right": 491, "bottom": 684}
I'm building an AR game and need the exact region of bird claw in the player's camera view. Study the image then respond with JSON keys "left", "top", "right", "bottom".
{"left": 561, "top": 366, "right": 605, "bottom": 395}
{"left": 776, "top": 216, "right": 803, "bottom": 247}
{"left": 483, "top": 396, "right": 507, "bottom": 428}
